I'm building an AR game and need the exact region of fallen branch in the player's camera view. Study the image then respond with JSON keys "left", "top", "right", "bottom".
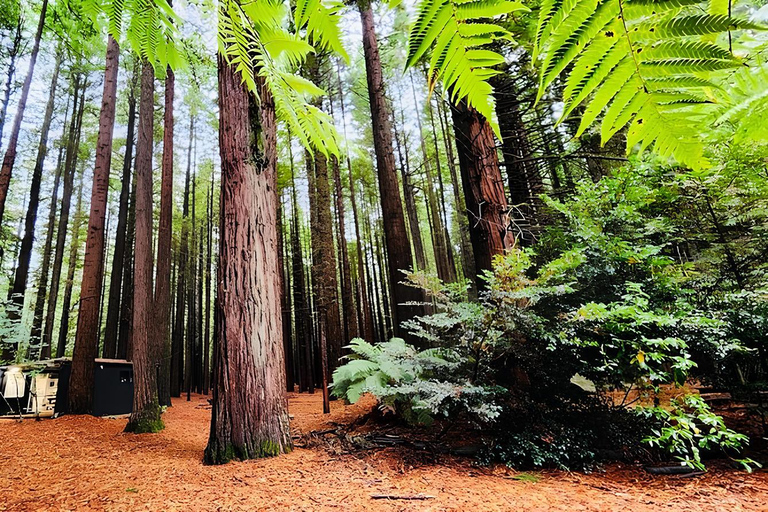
{"left": 371, "top": 494, "right": 435, "bottom": 500}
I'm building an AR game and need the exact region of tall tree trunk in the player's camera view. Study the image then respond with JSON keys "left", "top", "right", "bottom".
{"left": 438, "top": 97, "right": 476, "bottom": 297}
{"left": 56, "top": 166, "right": 85, "bottom": 359}
{"left": 6, "top": 50, "right": 61, "bottom": 351}
{"left": 393, "top": 105, "right": 427, "bottom": 272}
{"left": 0, "top": 0, "right": 48, "bottom": 228}
{"left": 31, "top": 108, "right": 67, "bottom": 359}
{"left": 335, "top": 60, "right": 374, "bottom": 342}
{"left": 358, "top": 0, "right": 422, "bottom": 338}
{"left": 186, "top": 176, "right": 197, "bottom": 399}
{"left": 290, "top": 161, "right": 313, "bottom": 393}
{"left": 171, "top": 115, "right": 193, "bottom": 397}
{"left": 426, "top": 95, "right": 458, "bottom": 277}
{"left": 0, "top": 15, "right": 24, "bottom": 150}
{"left": 450, "top": 101, "right": 512, "bottom": 289}
{"left": 203, "top": 173, "right": 214, "bottom": 395}
{"left": 409, "top": 73, "right": 454, "bottom": 282}
{"left": 155, "top": 65, "right": 175, "bottom": 407}
{"left": 125, "top": 59, "right": 163, "bottom": 433}
{"left": 277, "top": 195, "right": 294, "bottom": 390}
{"left": 69, "top": 35, "right": 120, "bottom": 415}
{"left": 330, "top": 156, "right": 357, "bottom": 342}
{"left": 103, "top": 61, "right": 138, "bottom": 359}
{"left": 204, "top": 55, "right": 291, "bottom": 464}
{"left": 45, "top": 77, "right": 86, "bottom": 359}
{"left": 117, "top": 162, "right": 137, "bottom": 360}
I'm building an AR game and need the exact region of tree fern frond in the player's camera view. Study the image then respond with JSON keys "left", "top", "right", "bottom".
{"left": 535, "top": 0, "right": 766, "bottom": 169}
{"left": 294, "top": 0, "right": 349, "bottom": 62}
{"left": 406, "top": 0, "right": 528, "bottom": 136}
{"left": 219, "top": 0, "right": 342, "bottom": 156}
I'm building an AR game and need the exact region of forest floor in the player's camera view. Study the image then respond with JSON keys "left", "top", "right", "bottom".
{"left": 0, "top": 392, "right": 767, "bottom": 511}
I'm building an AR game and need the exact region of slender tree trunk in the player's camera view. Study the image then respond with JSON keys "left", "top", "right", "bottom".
{"left": 7, "top": 51, "right": 61, "bottom": 348}
{"left": 203, "top": 173, "right": 213, "bottom": 395}
{"left": 205, "top": 55, "right": 291, "bottom": 464}
{"left": 0, "top": 0, "right": 48, "bottom": 228}
{"left": 358, "top": 0, "right": 422, "bottom": 338}
{"left": 69, "top": 35, "right": 120, "bottom": 414}
{"left": 155, "top": 65, "right": 175, "bottom": 407}
{"left": 409, "top": 73, "right": 454, "bottom": 282}
{"left": 186, "top": 176, "right": 197, "bottom": 399}
{"left": 56, "top": 166, "right": 85, "bottom": 359}
{"left": 171, "top": 115, "right": 193, "bottom": 397}
{"left": 125, "top": 59, "right": 163, "bottom": 433}
{"left": 393, "top": 106, "right": 427, "bottom": 272}
{"left": 438, "top": 97, "right": 475, "bottom": 297}
{"left": 46, "top": 77, "right": 86, "bottom": 359}
{"left": 117, "top": 164, "right": 137, "bottom": 360}
{"left": 31, "top": 109, "right": 67, "bottom": 359}
{"left": 290, "top": 161, "right": 312, "bottom": 393}
{"left": 277, "top": 196, "right": 294, "bottom": 390}
{"left": 0, "top": 15, "right": 24, "bottom": 150}
{"left": 426, "top": 95, "right": 457, "bottom": 277}
{"left": 450, "top": 101, "right": 512, "bottom": 289}
{"left": 103, "top": 61, "right": 138, "bottom": 359}
{"left": 335, "top": 60, "right": 374, "bottom": 341}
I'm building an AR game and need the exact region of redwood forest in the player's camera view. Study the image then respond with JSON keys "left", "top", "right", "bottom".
{"left": 0, "top": 0, "right": 767, "bottom": 509}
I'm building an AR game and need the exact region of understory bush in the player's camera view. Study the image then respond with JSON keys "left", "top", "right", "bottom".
{"left": 332, "top": 164, "right": 767, "bottom": 471}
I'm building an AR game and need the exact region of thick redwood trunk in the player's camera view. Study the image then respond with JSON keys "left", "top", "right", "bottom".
{"left": 155, "top": 67, "right": 175, "bottom": 407}
{"left": 204, "top": 55, "right": 291, "bottom": 464}
{"left": 69, "top": 36, "right": 120, "bottom": 414}
{"left": 450, "top": 101, "right": 512, "bottom": 288}
{"left": 103, "top": 62, "right": 138, "bottom": 359}
{"left": 125, "top": 59, "right": 163, "bottom": 432}
{"left": 358, "top": 0, "right": 422, "bottom": 338}
{"left": 0, "top": 0, "right": 48, "bottom": 228}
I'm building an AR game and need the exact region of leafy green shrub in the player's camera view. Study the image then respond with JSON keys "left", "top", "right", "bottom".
{"left": 332, "top": 163, "right": 763, "bottom": 470}
{"left": 639, "top": 394, "right": 759, "bottom": 471}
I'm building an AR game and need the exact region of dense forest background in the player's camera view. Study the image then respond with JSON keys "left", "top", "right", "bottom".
{"left": 0, "top": 0, "right": 766, "bottom": 470}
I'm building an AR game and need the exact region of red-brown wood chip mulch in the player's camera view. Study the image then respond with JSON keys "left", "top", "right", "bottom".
{"left": 1, "top": 392, "right": 767, "bottom": 511}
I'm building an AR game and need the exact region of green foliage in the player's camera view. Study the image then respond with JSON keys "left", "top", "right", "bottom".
{"left": 405, "top": 0, "right": 529, "bottom": 135}
{"left": 533, "top": 0, "right": 767, "bottom": 169}
{"left": 331, "top": 338, "right": 502, "bottom": 425}
{"left": 714, "top": 63, "right": 768, "bottom": 142}
{"left": 639, "top": 394, "right": 758, "bottom": 470}
{"left": 217, "top": 0, "right": 342, "bottom": 156}
{"left": 81, "top": 0, "right": 182, "bottom": 71}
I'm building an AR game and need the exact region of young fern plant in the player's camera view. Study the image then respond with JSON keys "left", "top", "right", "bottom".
{"left": 405, "top": 0, "right": 529, "bottom": 136}
{"left": 534, "top": 0, "right": 766, "bottom": 169}
{"left": 218, "top": 0, "right": 345, "bottom": 155}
